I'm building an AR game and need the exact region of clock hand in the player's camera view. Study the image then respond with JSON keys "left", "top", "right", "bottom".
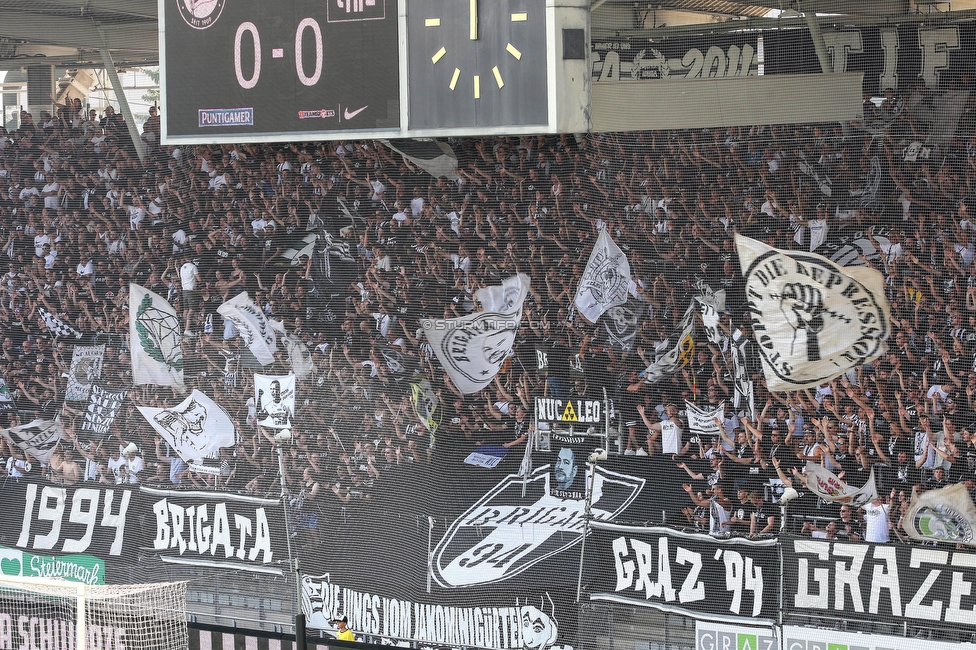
{"left": 469, "top": 0, "right": 478, "bottom": 40}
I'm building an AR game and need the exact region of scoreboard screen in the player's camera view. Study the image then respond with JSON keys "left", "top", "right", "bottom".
{"left": 160, "top": 0, "right": 401, "bottom": 143}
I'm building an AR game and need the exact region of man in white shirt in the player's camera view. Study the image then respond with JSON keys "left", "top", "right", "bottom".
{"left": 861, "top": 494, "right": 891, "bottom": 543}
{"left": 179, "top": 254, "right": 201, "bottom": 336}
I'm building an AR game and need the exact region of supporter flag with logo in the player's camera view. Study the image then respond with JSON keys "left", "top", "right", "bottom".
{"left": 410, "top": 377, "right": 442, "bottom": 435}
{"left": 735, "top": 234, "right": 891, "bottom": 391}
{"left": 804, "top": 462, "right": 878, "bottom": 507}
{"left": 641, "top": 303, "right": 696, "bottom": 384}
{"left": 422, "top": 274, "right": 530, "bottom": 394}
{"left": 574, "top": 229, "right": 632, "bottom": 324}
{"left": 603, "top": 299, "right": 644, "bottom": 353}
{"left": 218, "top": 292, "right": 279, "bottom": 366}
{"left": 137, "top": 389, "right": 236, "bottom": 463}
{"left": 270, "top": 321, "right": 315, "bottom": 378}
{"left": 903, "top": 483, "right": 976, "bottom": 546}
{"left": 693, "top": 281, "right": 726, "bottom": 346}
{"left": 65, "top": 344, "right": 105, "bottom": 402}
{"left": 129, "top": 283, "right": 185, "bottom": 389}
{"left": 255, "top": 374, "right": 296, "bottom": 430}
{"left": 1, "top": 418, "right": 63, "bottom": 464}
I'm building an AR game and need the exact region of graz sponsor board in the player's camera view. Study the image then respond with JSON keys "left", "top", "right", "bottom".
{"left": 783, "top": 538, "right": 976, "bottom": 628}
{"left": 783, "top": 626, "right": 976, "bottom": 650}
{"left": 696, "top": 622, "right": 776, "bottom": 650}
{"left": 586, "top": 523, "right": 779, "bottom": 621}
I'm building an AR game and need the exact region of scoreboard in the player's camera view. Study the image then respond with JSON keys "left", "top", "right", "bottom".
{"left": 159, "top": 0, "right": 590, "bottom": 144}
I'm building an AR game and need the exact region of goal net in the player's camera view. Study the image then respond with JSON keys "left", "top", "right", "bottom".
{"left": 0, "top": 577, "right": 188, "bottom": 650}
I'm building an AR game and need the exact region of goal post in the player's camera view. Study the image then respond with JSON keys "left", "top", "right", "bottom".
{"left": 0, "top": 576, "right": 188, "bottom": 650}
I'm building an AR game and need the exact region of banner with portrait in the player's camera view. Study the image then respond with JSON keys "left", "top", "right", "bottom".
{"left": 65, "top": 345, "right": 105, "bottom": 402}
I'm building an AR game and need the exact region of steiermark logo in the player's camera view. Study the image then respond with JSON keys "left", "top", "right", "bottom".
{"left": 0, "top": 546, "right": 105, "bottom": 585}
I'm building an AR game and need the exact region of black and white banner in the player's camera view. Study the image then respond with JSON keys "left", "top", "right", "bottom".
{"left": 804, "top": 462, "right": 878, "bottom": 508}
{"left": 12, "top": 483, "right": 135, "bottom": 559}
{"left": 137, "top": 389, "right": 236, "bottom": 463}
{"left": 81, "top": 385, "right": 128, "bottom": 438}
{"left": 143, "top": 487, "right": 287, "bottom": 574}
{"left": 782, "top": 537, "right": 976, "bottom": 628}
{"left": 591, "top": 34, "right": 759, "bottom": 82}
{"left": 575, "top": 229, "right": 631, "bottom": 324}
{"left": 586, "top": 522, "right": 779, "bottom": 622}
{"left": 1, "top": 419, "right": 63, "bottom": 464}
{"left": 685, "top": 401, "right": 724, "bottom": 439}
{"left": 642, "top": 303, "right": 696, "bottom": 384}
{"left": 65, "top": 344, "right": 105, "bottom": 402}
{"left": 218, "top": 292, "right": 279, "bottom": 366}
{"left": 254, "top": 374, "right": 295, "bottom": 430}
{"left": 432, "top": 465, "right": 644, "bottom": 588}
{"left": 694, "top": 282, "right": 726, "bottom": 346}
{"left": 423, "top": 275, "right": 530, "bottom": 395}
{"left": 603, "top": 299, "right": 644, "bottom": 353}
{"left": 736, "top": 234, "right": 891, "bottom": 391}
{"left": 764, "top": 22, "right": 976, "bottom": 95}
{"left": 301, "top": 573, "right": 572, "bottom": 650}
{"left": 37, "top": 307, "right": 82, "bottom": 339}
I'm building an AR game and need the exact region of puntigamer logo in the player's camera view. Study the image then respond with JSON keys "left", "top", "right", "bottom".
{"left": 177, "top": 0, "right": 226, "bottom": 30}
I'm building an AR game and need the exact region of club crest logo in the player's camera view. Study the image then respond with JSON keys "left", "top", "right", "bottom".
{"left": 177, "top": 0, "right": 226, "bottom": 29}
{"left": 135, "top": 294, "right": 184, "bottom": 372}
{"left": 432, "top": 466, "right": 643, "bottom": 588}
{"left": 738, "top": 238, "right": 889, "bottom": 389}
{"left": 910, "top": 504, "right": 974, "bottom": 544}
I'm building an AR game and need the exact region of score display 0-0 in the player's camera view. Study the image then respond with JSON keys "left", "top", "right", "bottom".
{"left": 161, "top": 0, "right": 401, "bottom": 142}
{"left": 160, "top": 0, "right": 590, "bottom": 143}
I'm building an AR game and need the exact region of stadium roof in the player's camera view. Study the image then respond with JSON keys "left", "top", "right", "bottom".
{"left": 0, "top": 0, "right": 970, "bottom": 70}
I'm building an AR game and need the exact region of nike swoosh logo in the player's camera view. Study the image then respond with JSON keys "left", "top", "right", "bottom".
{"left": 343, "top": 105, "right": 368, "bottom": 120}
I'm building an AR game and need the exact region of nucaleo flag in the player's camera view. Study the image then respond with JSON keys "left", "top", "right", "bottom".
{"left": 129, "top": 283, "right": 184, "bottom": 388}
{"left": 903, "top": 483, "right": 976, "bottom": 546}
{"left": 423, "top": 274, "right": 529, "bottom": 394}
{"left": 735, "top": 234, "right": 890, "bottom": 391}
{"left": 574, "top": 228, "right": 631, "bottom": 324}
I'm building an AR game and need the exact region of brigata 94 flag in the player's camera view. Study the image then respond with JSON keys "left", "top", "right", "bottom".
{"left": 735, "top": 234, "right": 891, "bottom": 391}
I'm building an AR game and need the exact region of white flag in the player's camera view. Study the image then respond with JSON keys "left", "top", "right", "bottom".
{"left": 736, "top": 234, "right": 891, "bottom": 391}
{"left": 270, "top": 321, "right": 315, "bottom": 379}
{"left": 65, "top": 345, "right": 105, "bottom": 402}
{"left": 217, "top": 292, "right": 278, "bottom": 366}
{"left": 255, "top": 374, "right": 296, "bottom": 430}
{"left": 1, "top": 419, "right": 62, "bottom": 464}
{"left": 137, "top": 389, "right": 235, "bottom": 463}
{"left": 423, "top": 274, "right": 529, "bottom": 394}
{"left": 476, "top": 273, "right": 531, "bottom": 313}
{"left": 641, "top": 303, "right": 696, "bottom": 384}
{"left": 685, "top": 401, "right": 724, "bottom": 438}
{"left": 804, "top": 462, "right": 878, "bottom": 507}
{"left": 574, "top": 229, "right": 631, "bottom": 324}
{"left": 903, "top": 483, "right": 976, "bottom": 546}
{"left": 130, "top": 283, "right": 185, "bottom": 388}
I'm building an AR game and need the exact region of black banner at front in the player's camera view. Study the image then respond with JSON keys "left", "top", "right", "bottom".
{"left": 584, "top": 522, "right": 779, "bottom": 622}
{"left": 142, "top": 487, "right": 289, "bottom": 574}
{"left": 781, "top": 537, "right": 976, "bottom": 629}
{"left": 764, "top": 22, "right": 976, "bottom": 93}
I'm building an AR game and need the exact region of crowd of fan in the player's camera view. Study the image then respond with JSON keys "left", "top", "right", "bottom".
{"left": 0, "top": 85, "right": 975, "bottom": 545}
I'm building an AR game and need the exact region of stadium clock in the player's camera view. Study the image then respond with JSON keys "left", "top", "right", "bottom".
{"left": 161, "top": 0, "right": 401, "bottom": 142}
{"left": 406, "top": 0, "right": 550, "bottom": 130}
